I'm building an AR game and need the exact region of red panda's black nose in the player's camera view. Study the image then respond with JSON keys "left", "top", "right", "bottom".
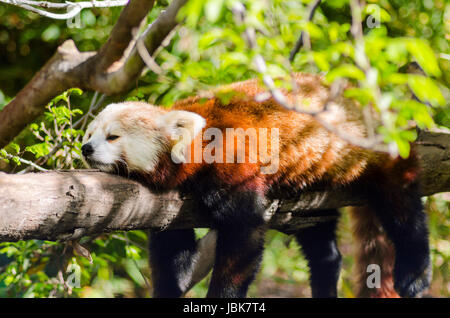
{"left": 81, "top": 143, "right": 94, "bottom": 157}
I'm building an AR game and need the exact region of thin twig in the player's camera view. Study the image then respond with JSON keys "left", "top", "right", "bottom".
{"left": 289, "top": 0, "right": 321, "bottom": 62}
{"left": 0, "top": 0, "right": 129, "bottom": 20}
{"left": 2, "top": 153, "right": 48, "bottom": 171}
{"left": 123, "top": 232, "right": 152, "bottom": 293}
{"left": 135, "top": 26, "right": 166, "bottom": 76}
{"left": 349, "top": 0, "right": 385, "bottom": 147}
{"left": 76, "top": 93, "right": 106, "bottom": 131}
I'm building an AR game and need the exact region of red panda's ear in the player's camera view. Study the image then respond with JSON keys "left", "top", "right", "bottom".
{"left": 157, "top": 111, "right": 206, "bottom": 163}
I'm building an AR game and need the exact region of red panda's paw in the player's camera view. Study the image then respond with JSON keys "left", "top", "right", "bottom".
{"left": 394, "top": 256, "right": 432, "bottom": 298}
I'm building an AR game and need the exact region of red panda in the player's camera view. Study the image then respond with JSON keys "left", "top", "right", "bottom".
{"left": 81, "top": 73, "right": 430, "bottom": 298}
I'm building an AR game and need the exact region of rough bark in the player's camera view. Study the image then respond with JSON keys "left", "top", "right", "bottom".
{"left": 0, "top": 130, "right": 448, "bottom": 242}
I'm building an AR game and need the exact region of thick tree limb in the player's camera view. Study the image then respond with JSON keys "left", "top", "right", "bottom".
{"left": 0, "top": 130, "right": 448, "bottom": 243}
{"left": 0, "top": 0, "right": 187, "bottom": 149}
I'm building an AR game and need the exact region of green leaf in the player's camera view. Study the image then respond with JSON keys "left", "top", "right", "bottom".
{"left": 405, "top": 39, "right": 441, "bottom": 77}
{"left": 221, "top": 52, "right": 249, "bottom": 68}
{"left": 266, "top": 63, "right": 288, "bottom": 78}
{"left": 205, "top": 0, "right": 225, "bottom": 23}
{"left": 11, "top": 157, "right": 21, "bottom": 166}
{"left": 364, "top": 4, "right": 391, "bottom": 23}
{"left": 178, "top": 0, "right": 205, "bottom": 27}
{"left": 71, "top": 109, "right": 83, "bottom": 116}
{"left": 313, "top": 52, "right": 330, "bottom": 71}
{"left": 29, "top": 123, "right": 39, "bottom": 131}
{"left": 399, "top": 129, "right": 418, "bottom": 142}
{"left": 343, "top": 87, "right": 374, "bottom": 106}
{"left": 408, "top": 75, "right": 445, "bottom": 106}
{"left": 9, "top": 143, "right": 20, "bottom": 154}
{"left": 41, "top": 25, "right": 60, "bottom": 42}
{"left": 125, "top": 245, "right": 141, "bottom": 260}
{"left": 305, "top": 22, "right": 324, "bottom": 40}
{"left": 81, "top": 10, "right": 96, "bottom": 26}
{"left": 395, "top": 137, "right": 411, "bottom": 159}
{"left": 325, "top": 64, "right": 365, "bottom": 82}
{"left": 385, "top": 39, "right": 408, "bottom": 64}
{"left": 67, "top": 88, "right": 83, "bottom": 96}
{"left": 26, "top": 143, "right": 51, "bottom": 158}
{"left": 328, "top": 22, "right": 339, "bottom": 43}
{"left": 385, "top": 73, "right": 408, "bottom": 84}
{"left": 4, "top": 275, "right": 14, "bottom": 286}
{"left": 198, "top": 28, "right": 224, "bottom": 48}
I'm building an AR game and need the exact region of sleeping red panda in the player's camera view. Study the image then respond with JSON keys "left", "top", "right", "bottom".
{"left": 81, "top": 73, "right": 430, "bottom": 298}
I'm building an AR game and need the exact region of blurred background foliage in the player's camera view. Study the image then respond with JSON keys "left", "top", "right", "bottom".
{"left": 0, "top": 0, "right": 448, "bottom": 297}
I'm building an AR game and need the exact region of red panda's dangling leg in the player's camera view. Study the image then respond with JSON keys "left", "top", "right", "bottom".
{"left": 185, "top": 172, "right": 269, "bottom": 298}
{"left": 207, "top": 223, "right": 267, "bottom": 297}
{"left": 295, "top": 209, "right": 342, "bottom": 298}
{"left": 148, "top": 229, "right": 198, "bottom": 297}
{"left": 361, "top": 172, "right": 431, "bottom": 298}
{"left": 191, "top": 179, "right": 267, "bottom": 297}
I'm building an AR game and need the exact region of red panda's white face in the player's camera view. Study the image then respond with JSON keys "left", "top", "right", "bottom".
{"left": 81, "top": 102, "right": 206, "bottom": 173}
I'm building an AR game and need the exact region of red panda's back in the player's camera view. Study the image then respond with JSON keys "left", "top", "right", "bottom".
{"left": 172, "top": 74, "right": 372, "bottom": 191}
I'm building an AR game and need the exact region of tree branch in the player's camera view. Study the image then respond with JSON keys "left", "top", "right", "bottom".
{"left": 0, "top": 0, "right": 187, "bottom": 149}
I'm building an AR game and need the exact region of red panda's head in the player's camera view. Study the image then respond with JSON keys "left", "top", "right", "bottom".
{"left": 81, "top": 101, "right": 206, "bottom": 174}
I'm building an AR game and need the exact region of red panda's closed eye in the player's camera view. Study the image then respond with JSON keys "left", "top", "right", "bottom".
{"left": 106, "top": 135, "right": 120, "bottom": 142}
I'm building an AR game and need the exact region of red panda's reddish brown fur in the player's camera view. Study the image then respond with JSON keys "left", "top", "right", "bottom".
{"left": 149, "top": 73, "right": 383, "bottom": 193}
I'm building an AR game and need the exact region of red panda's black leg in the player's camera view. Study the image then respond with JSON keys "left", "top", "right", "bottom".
{"left": 196, "top": 185, "right": 268, "bottom": 298}
{"left": 295, "top": 209, "right": 342, "bottom": 298}
{"left": 365, "top": 180, "right": 431, "bottom": 298}
{"left": 207, "top": 223, "right": 267, "bottom": 297}
{"left": 148, "top": 229, "right": 197, "bottom": 297}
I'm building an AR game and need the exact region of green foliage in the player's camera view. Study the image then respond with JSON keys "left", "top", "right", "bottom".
{"left": 133, "top": 0, "right": 448, "bottom": 158}
{"left": 0, "top": 0, "right": 448, "bottom": 298}
{"left": 0, "top": 240, "right": 65, "bottom": 297}
{"left": 0, "top": 88, "right": 85, "bottom": 170}
{"left": 0, "top": 89, "right": 11, "bottom": 110}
